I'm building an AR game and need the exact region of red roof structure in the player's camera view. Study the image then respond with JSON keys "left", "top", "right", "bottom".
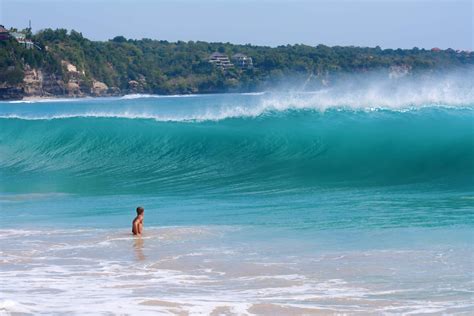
{"left": 0, "top": 25, "right": 9, "bottom": 40}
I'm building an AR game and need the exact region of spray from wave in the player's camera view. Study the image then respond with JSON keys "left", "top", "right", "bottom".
{"left": 261, "top": 72, "right": 474, "bottom": 111}
{"left": 1, "top": 69, "right": 473, "bottom": 122}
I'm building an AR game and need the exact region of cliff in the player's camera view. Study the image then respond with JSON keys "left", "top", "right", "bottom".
{"left": 2, "top": 61, "right": 122, "bottom": 100}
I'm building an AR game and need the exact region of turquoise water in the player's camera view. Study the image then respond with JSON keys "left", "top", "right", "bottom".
{"left": 0, "top": 91, "right": 473, "bottom": 314}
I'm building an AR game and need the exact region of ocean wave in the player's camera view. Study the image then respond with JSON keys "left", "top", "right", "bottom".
{"left": 120, "top": 93, "right": 201, "bottom": 100}
{"left": 1, "top": 106, "right": 472, "bottom": 194}
{"left": 0, "top": 104, "right": 472, "bottom": 122}
{"left": 6, "top": 96, "right": 98, "bottom": 104}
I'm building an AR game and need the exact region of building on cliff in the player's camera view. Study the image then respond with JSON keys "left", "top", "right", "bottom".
{"left": 208, "top": 52, "right": 233, "bottom": 69}
{"left": 0, "top": 25, "right": 9, "bottom": 40}
{"left": 232, "top": 53, "right": 253, "bottom": 69}
{"left": 10, "top": 31, "right": 35, "bottom": 49}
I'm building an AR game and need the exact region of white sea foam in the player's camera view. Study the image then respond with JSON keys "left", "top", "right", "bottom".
{"left": 120, "top": 93, "right": 200, "bottom": 99}
{"left": 1, "top": 72, "right": 473, "bottom": 122}
{"left": 7, "top": 96, "right": 99, "bottom": 104}
{"left": 0, "top": 299, "right": 31, "bottom": 314}
{"left": 0, "top": 102, "right": 472, "bottom": 123}
{"left": 1, "top": 226, "right": 472, "bottom": 315}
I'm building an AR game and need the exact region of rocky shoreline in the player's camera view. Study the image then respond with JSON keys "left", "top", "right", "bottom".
{"left": 0, "top": 87, "right": 24, "bottom": 100}
{"left": 0, "top": 64, "right": 125, "bottom": 101}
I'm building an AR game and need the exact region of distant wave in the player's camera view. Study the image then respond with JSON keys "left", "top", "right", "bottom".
{"left": 6, "top": 97, "right": 97, "bottom": 104}
{"left": 0, "top": 104, "right": 472, "bottom": 122}
{"left": 120, "top": 93, "right": 201, "bottom": 100}
{"left": 120, "top": 92, "right": 266, "bottom": 100}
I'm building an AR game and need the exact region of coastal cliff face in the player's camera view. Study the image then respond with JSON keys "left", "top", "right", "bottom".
{"left": 15, "top": 63, "right": 120, "bottom": 99}
{"left": 0, "top": 86, "right": 24, "bottom": 100}
{"left": 23, "top": 67, "right": 64, "bottom": 97}
{"left": 0, "top": 63, "right": 149, "bottom": 100}
{"left": 0, "top": 61, "right": 416, "bottom": 100}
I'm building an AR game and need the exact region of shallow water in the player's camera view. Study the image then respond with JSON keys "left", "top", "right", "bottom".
{"left": 0, "top": 90, "right": 473, "bottom": 314}
{"left": 1, "top": 226, "right": 472, "bottom": 314}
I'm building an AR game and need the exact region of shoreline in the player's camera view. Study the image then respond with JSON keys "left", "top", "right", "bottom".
{"left": 2, "top": 91, "right": 268, "bottom": 102}
{"left": 1, "top": 225, "right": 472, "bottom": 315}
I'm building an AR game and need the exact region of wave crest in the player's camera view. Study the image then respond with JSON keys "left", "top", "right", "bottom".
{"left": 1, "top": 106, "right": 472, "bottom": 195}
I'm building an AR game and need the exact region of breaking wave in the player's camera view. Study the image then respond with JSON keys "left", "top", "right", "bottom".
{"left": 1, "top": 72, "right": 473, "bottom": 194}
{"left": 1, "top": 107, "right": 472, "bottom": 195}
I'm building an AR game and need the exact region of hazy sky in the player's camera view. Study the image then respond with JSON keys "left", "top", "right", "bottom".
{"left": 1, "top": 0, "right": 472, "bottom": 49}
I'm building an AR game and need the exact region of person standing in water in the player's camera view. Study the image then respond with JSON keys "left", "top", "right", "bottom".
{"left": 132, "top": 207, "right": 144, "bottom": 235}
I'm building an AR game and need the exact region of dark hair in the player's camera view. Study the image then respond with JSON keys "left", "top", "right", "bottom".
{"left": 136, "top": 206, "right": 144, "bottom": 215}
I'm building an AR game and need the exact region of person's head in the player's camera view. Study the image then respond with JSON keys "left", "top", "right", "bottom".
{"left": 136, "top": 206, "right": 144, "bottom": 216}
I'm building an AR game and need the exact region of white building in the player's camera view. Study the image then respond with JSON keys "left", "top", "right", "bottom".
{"left": 10, "top": 31, "right": 35, "bottom": 49}
{"left": 232, "top": 53, "right": 253, "bottom": 69}
{"left": 209, "top": 52, "right": 233, "bottom": 69}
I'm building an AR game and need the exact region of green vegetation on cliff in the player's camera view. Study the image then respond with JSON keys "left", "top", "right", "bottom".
{"left": 1, "top": 28, "right": 473, "bottom": 97}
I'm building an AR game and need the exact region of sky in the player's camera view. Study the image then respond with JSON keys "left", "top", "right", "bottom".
{"left": 0, "top": 0, "right": 472, "bottom": 50}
